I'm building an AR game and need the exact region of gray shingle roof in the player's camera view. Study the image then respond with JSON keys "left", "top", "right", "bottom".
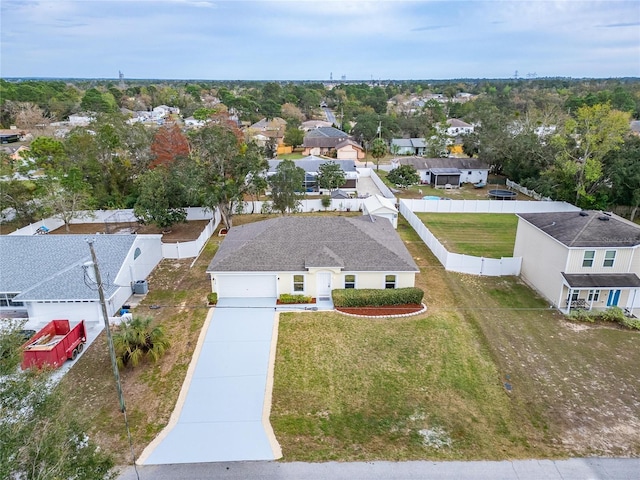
{"left": 207, "top": 216, "right": 419, "bottom": 273}
{"left": 518, "top": 211, "right": 640, "bottom": 248}
{"left": 562, "top": 273, "right": 640, "bottom": 288}
{"left": 268, "top": 158, "right": 356, "bottom": 173}
{"left": 303, "top": 127, "right": 350, "bottom": 148}
{"left": 0, "top": 235, "right": 137, "bottom": 301}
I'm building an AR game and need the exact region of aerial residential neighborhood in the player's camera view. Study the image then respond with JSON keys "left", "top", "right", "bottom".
{"left": 1, "top": 1, "right": 640, "bottom": 478}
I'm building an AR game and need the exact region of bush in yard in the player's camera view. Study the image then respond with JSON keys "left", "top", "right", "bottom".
{"left": 332, "top": 287, "right": 424, "bottom": 308}
{"left": 568, "top": 306, "right": 640, "bottom": 330}
{"left": 279, "top": 294, "right": 313, "bottom": 304}
{"left": 387, "top": 165, "right": 420, "bottom": 188}
{"left": 207, "top": 292, "right": 218, "bottom": 305}
{"left": 113, "top": 316, "right": 170, "bottom": 369}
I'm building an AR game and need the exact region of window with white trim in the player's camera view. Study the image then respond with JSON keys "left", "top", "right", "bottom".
{"left": 385, "top": 274, "right": 396, "bottom": 289}
{"left": 588, "top": 289, "right": 600, "bottom": 302}
{"left": 293, "top": 275, "right": 304, "bottom": 292}
{"left": 569, "top": 290, "right": 579, "bottom": 302}
{"left": 603, "top": 250, "right": 616, "bottom": 267}
{"left": 582, "top": 250, "right": 595, "bottom": 267}
{"left": 344, "top": 274, "right": 356, "bottom": 289}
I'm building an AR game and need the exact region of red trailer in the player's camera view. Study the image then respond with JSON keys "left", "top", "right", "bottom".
{"left": 21, "top": 320, "right": 87, "bottom": 370}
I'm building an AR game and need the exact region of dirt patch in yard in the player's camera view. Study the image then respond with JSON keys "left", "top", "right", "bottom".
{"left": 48, "top": 220, "right": 210, "bottom": 242}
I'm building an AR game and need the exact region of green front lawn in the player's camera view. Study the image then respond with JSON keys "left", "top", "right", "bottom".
{"left": 417, "top": 213, "right": 518, "bottom": 258}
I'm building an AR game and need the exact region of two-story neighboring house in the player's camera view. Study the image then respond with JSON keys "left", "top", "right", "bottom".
{"left": 514, "top": 211, "right": 640, "bottom": 316}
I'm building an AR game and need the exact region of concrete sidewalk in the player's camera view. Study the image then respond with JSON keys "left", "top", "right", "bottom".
{"left": 138, "top": 297, "right": 281, "bottom": 464}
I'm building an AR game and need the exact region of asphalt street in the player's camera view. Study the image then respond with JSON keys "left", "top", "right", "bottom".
{"left": 117, "top": 457, "right": 640, "bottom": 480}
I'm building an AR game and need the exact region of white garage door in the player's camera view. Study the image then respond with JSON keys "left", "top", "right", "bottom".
{"left": 217, "top": 274, "right": 277, "bottom": 298}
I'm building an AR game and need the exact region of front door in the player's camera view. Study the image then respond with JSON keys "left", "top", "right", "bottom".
{"left": 316, "top": 272, "right": 332, "bottom": 300}
{"left": 607, "top": 289, "right": 621, "bottom": 307}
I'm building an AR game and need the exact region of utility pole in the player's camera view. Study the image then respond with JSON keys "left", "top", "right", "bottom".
{"left": 87, "top": 240, "right": 139, "bottom": 478}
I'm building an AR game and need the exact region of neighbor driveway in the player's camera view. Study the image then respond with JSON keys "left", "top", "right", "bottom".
{"left": 139, "top": 297, "right": 281, "bottom": 464}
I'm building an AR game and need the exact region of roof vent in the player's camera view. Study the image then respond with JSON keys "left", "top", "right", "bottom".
{"left": 598, "top": 216, "right": 610, "bottom": 221}
{"left": 579, "top": 211, "right": 589, "bottom": 217}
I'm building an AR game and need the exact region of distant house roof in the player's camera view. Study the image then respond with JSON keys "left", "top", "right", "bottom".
{"left": 335, "top": 138, "right": 363, "bottom": 151}
{"left": 267, "top": 156, "right": 357, "bottom": 174}
{"left": 331, "top": 189, "right": 351, "bottom": 199}
{"left": 303, "top": 127, "right": 350, "bottom": 148}
{"left": 249, "top": 117, "right": 287, "bottom": 130}
{"left": 447, "top": 118, "right": 473, "bottom": 128}
{"left": 0, "top": 235, "right": 138, "bottom": 301}
{"left": 391, "top": 138, "right": 427, "bottom": 148}
{"left": 517, "top": 211, "right": 640, "bottom": 248}
{"left": 395, "top": 157, "right": 489, "bottom": 171}
{"left": 207, "top": 216, "right": 418, "bottom": 273}
{"left": 301, "top": 120, "right": 332, "bottom": 130}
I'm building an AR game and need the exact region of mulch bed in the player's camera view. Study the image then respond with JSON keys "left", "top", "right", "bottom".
{"left": 336, "top": 303, "right": 424, "bottom": 317}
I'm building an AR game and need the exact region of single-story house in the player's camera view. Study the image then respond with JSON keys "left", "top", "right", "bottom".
{"left": 445, "top": 119, "right": 474, "bottom": 136}
{"left": 390, "top": 138, "right": 427, "bottom": 156}
{"left": 0, "top": 234, "right": 162, "bottom": 329}
{"left": 207, "top": 216, "right": 419, "bottom": 299}
{"left": 514, "top": 210, "right": 640, "bottom": 316}
{"left": 267, "top": 156, "right": 358, "bottom": 192}
{"left": 391, "top": 157, "right": 489, "bottom": 186}
{"left": 362, "top": 194, "right": 399, "bottom": 229}
{"left": 302, "top": 126, "right": 351, "bottom": 157}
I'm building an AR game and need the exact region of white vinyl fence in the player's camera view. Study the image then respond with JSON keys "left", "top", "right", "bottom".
{"left": 9, "top": 207, "right": 219, "bottom": 260}
{"left": 402, "top": 199, "right": 580, "bottom": 214}
{"left": 505, "top": 179, "right": 552, "bottom": 201}
{"left": 399, "top": 199, "right": 523, "bottom": 276}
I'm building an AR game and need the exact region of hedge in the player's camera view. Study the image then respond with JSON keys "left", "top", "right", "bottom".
{"left": 332, "top": 287, "right": 424, "bottom": 308}
{"left": 279, "top": 294, "right": 313, "bottom": 304}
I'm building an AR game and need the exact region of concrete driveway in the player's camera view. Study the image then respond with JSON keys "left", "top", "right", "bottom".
{"left": 138, "top": 297, "right": 281, "bottom": 464}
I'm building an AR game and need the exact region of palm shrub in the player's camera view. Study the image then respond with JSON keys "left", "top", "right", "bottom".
{"left": 113, "top": 316, "right": 170, "bottom": 369}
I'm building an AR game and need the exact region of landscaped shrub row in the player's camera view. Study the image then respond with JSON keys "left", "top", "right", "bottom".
{"left": 332, "top": 287, "right": 424, "bottom": 308}
{"left": 569, "top": 306, "right": 640, "bottom": 330}
{"left": 279, "top": 294, "right": 313, "bottom": 304}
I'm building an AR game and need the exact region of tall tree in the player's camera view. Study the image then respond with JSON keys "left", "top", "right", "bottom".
{"left": 134, "top": 166, "right": 188, "bottom": 231}
{"left": 38, "top": 167, "right": 94, "bottom": 232}
{"left": 317, "top": 161, "right": 345, "bottom": 193}
{"left": 190, "top": 124, "right": 267, "bottom": 229}
{"left": 605, "top": 135, "right": 640, "bottom": 221}
{"left": 150, "top": 124, "right": 190, "bottom": 169}
{"left": 283, "top": 126, "right": 304, "bottom": 149}
{"left": 370, "top": 138, "right": 387, "bottom": 170}
{"left": 269, "top": 160, "right": 305, "bottom": 214}
{"left": 555, "top": 104, "right": 630, "bottom": 207}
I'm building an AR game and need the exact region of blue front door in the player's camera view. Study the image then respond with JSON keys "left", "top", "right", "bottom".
{"left": 607, "top": 289, "right": 621, "bottom": 307}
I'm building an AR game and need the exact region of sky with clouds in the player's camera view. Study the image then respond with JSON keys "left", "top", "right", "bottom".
{"left": 1, "top": 0, "right": 639, "bottom": 80}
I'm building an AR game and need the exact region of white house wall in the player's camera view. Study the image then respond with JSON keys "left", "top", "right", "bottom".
{"left": 277, "top": 270, "right": 416, "bottom": 296}
{"left": 458, "top": 170, "right": 488, "bottom": 184}
{"left": 514, "top": 218, "right": 568, "bottom": 307}
{"left": 113, "top": 235, "right": 163, "bottom": 290}
{"left": 25, "top": 301, "right": 102, "bottom": 330}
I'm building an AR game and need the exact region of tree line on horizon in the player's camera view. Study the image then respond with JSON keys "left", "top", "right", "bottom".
{"left": 1, "top": 78, "right": 640, "bottom": 228}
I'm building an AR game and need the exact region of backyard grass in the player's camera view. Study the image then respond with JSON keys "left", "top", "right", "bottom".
{"left": 417, "top": 213, "right": 518, "bottom": 258}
